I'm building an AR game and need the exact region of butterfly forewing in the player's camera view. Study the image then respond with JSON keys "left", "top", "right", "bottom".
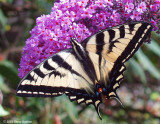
{"left": 82, "top": 22, "right": 152, "bottom": 98}
{"left": 17, "top": 49, "right": 95, "bottom": 97}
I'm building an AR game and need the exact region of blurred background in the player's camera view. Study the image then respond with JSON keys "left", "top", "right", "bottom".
{"left": 0, "top": 0, "right": 160, "bottom": 124}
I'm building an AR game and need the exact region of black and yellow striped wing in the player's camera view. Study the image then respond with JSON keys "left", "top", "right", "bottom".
{"left": 82, "top": 22, "right": 152, "bottom": 98}
{"left": 16, "top": 49, "right": 95, "bottom": 96}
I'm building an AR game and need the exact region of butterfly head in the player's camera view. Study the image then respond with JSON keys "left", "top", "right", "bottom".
{"left": 70, "top": 38, "right": 79, "bottom": 47}
{"left": 70, "top": 37, "right": 86, "bottom": 59}
{"left": 70, "top": 37, "right": 77, "bottom": 43}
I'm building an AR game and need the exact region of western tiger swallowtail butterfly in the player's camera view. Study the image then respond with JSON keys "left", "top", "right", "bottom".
{"left": 16, "top": 22, "right": 152, "bottom": 119}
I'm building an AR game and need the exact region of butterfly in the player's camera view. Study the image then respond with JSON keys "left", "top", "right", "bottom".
{"left": 16, "top": 22, "right": 152, "bottom": 119}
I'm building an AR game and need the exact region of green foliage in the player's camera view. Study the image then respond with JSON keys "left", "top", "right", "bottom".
{"left": 0, "top": 75, "right": 10, "bottom": 93}
{"left": 0, "top": 0, "right": 13, "bottom": 3}
{"left": 145, "top": 40, "right": 160, "bottom": 57}
{"left": 129, "top": 59, "right": 147, "bottom": 83}
{"left": 0, "top": 61, "right": 20, "bottom": 84}
{"left": 36, "top": 0, "right": 53, "bottom": 14}
{"left": 136, "top": 49, "right": 160, "bottom": 80}
{"left": 61, "top": 96, "right": 78, "bottom": 122}
{"left": 151, "top": 31, "right": 160, "bottom": 42}
{"left": 0, "top": 9, "right": 7, "bottom": 31}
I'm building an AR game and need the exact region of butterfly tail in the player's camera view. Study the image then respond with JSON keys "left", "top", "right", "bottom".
{"left": 93, "top": 100, "right": 102, "bottom": 120}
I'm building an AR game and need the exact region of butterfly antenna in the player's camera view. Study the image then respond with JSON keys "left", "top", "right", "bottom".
{"left": 67, "top": 22, "right": 78, "bottom": 41}
{"left": 114, "top": 92, "right": 124, "bottom": 108}
{"left": 72, "top": 28, "right": 78, "bottom": 41}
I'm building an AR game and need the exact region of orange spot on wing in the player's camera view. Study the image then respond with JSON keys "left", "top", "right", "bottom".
{"left": 98, "top": 88, "right": 102, "bottom": 93}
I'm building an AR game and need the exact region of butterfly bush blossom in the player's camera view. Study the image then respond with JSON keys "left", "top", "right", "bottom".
{"left": 18, "top": 0, "right": 160, "bottom": 78}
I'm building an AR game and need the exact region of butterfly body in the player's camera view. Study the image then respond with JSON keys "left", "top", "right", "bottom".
{"left": 17, "top": 22, "right": 152, "bottom": 119}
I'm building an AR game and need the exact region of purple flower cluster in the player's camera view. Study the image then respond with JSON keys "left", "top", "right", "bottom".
{"left": 18, "top": 0, "right": 160, "bottom": 78}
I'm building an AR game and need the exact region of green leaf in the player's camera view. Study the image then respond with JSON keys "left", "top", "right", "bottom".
{"left": 63, "top": 96, "right": 78, "bottom": 121}
{"left": 0, "top": 105, "right": 9, "bottom": 117}
{"left": 145, "top": 40, "right": 160, "bottom": 57}
{"left": 125, "top": 68, "right": 134, "bottom": 83}
{"left": 36, "top": 0, "right": 53, "bottom": 14}
{"left": 136, "top": 49, "right": 160, "bottom": 79}
{"left": 0, "top": 60, "right": 20, "bottom": 84}
{"left": 0, "top": 89, "right": 2, "bottom": 104}
{"left": 151, "top": 31, "right": 160, "bottom": 42}
{"left": 0, "top": 75, "right": 10, "bottom": 93}
{"left": 0, "top": 9, "right": 7, "bottom": 30}
{"left": 0, "top": 0, "right": 14, "bottom": 3}
{"left": 7, "top": 0, "right": 14, "bottom": 3}
{"left": 129, "top": 59, "right": 147, "bottom": 84}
